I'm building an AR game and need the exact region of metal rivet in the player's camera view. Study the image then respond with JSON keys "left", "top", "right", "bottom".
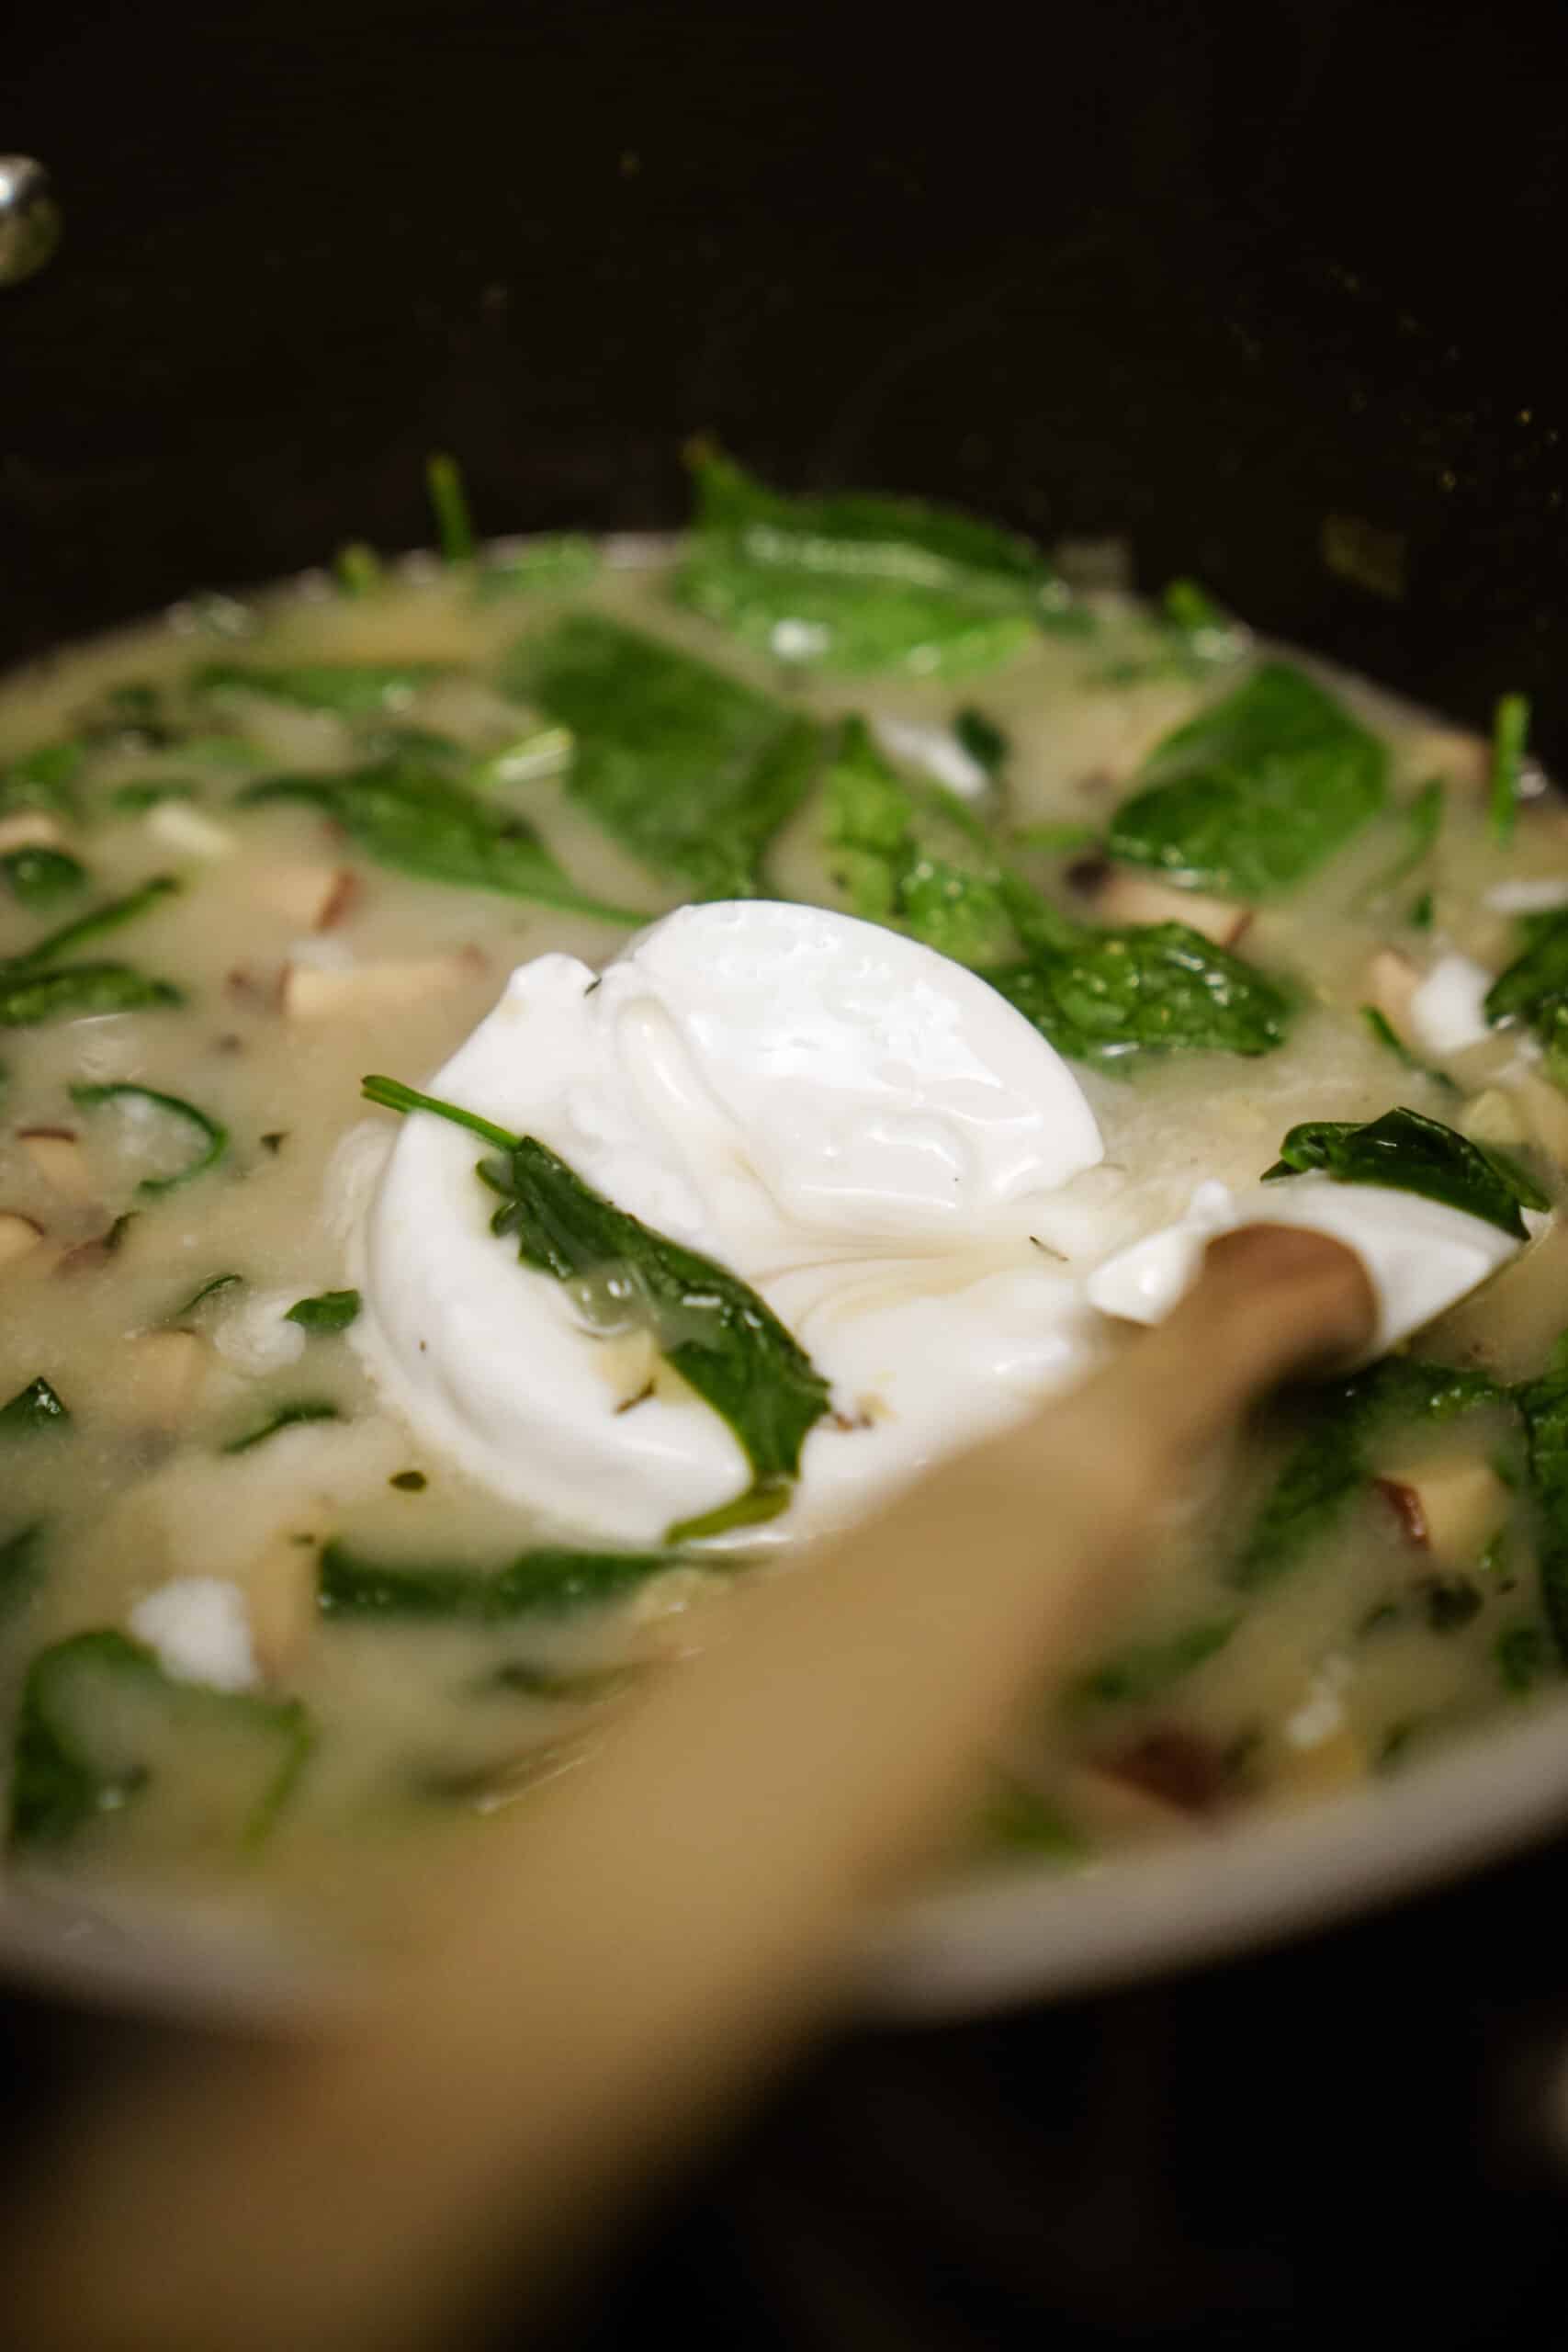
{"left": 0, "top": 157, "right": 62, "bottom": 288}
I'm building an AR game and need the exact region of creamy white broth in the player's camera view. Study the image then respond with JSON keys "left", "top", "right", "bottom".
{"left": 1, "top": 521, "right": 1565, "bottom": 1949}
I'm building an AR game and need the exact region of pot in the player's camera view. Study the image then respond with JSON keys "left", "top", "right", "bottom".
{"left": 4, "top": 0, "right": 1568, "bottom": 2031}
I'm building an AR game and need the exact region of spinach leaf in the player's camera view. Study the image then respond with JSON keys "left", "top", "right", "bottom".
{"left": 1, "top": 846, "right": 87, "bottom": 910}
{"left": 196, "top": 662, "right": 449, "bottom": 716}
{"left": 674, "top": 444, "right": 1084, "bottom": 676}
{"left": 0, "top": 744, "right": 82, "bottom": 820}
{"left": 989, "top": 919, "right": 1292, "bottom": 1071}
{"left": 953, "top": 707, "right": 1010, "bottom": 777}
{"left": 474, "top": 536, "right": 601, "bottom": 599}
{"left": 1071, "top": 1615, "right": 1238, "bottom": 1707}
{"left": 979, "top": 1783, "right": 1088, "bottom": 1863}
{"left": 1095, "top": 578, "right": 1249, "bottom": 685}
{"left": 1490, "top": 691, "right": 1531, "bottom": 847}
{"left": 362, "top": 1075, "right": 832, "bottom": 1538}
{"left": 1106, "top": 663, "right": 1388, "bottom": 896}
{"left": 823, "top": 717, "right": 1018, "bottom": 965}
{"left": 2, "top": 873, "right": 180, "bottom": 975}
{"left": 1514, "top": 1344, "right": 1568, "bottom": 1664}
{"left": 168, "top": 1272, "right": 243, "bottom": 1322}
{"left": 0, "top": 1524, "right": 46, "bottom": 1620}
{"left": 1496, "top": 1622, "right": 1553, "bottom": 1693}
{"left": 0, "top": 964, "right": 184, "bottom": 1027}
{"left": 239, "top": 761, "right": 649, "bottom": 923}
{"left": 507, "top": 614, "right": 822, "bottom": 898}
{"left": 333, "top": 542, "right": 385, "bottom": 597}
{"left": 318, "top": 1540, "right": 687, "bottom": 1623}
{"left": 1359, "top": 777, "right": 1444, "bottom": 908}
{"left": 426, "top": 451, "right": 476, "bottom": 564}
{"left": 1262, "top": 1104, "right": 1546, "bottom": 1238}
{"left": 1359, "top": 1005, "right": 1458, "bottom": 1093}
{"left": 8, "top": 1629, "right": 312, "bottom": 1850}
{"left": 286, "top": 1289, "right": 361, "bottom": 1333}
{"left": 222, "top": 1399, "right": 341, "bottom": 1454}
{"left": 1484, "top": 909, "right": 1568, "bottom": 1053}
{"left": 69, "top": 1081, "right": 228, "bottom": 1195}
{"left": 1233, "top": 1356, "right": 1502, "bottom": 1592}
{"left": 0, "top": 1377, "right": 71, "bottom": 1434}
{"left": 109, "top": 779, "right": 201, "bottom": 813}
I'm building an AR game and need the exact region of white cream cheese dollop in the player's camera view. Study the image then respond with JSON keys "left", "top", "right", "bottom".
{"left": 355, "top": 902, "right": 1111, "bottom": 1545}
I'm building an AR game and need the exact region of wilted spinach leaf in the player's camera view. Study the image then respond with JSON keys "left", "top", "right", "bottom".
{"left": 1107, "top": 663, "right": 1388, "bottom": 896}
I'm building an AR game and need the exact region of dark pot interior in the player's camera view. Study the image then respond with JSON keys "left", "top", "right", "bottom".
{"left": 6, "top": 0, "right": 1565, "bottom": 763}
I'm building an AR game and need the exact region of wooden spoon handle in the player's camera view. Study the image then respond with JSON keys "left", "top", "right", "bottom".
{"left": 10, "top": 1227, "right": 1372, "bottom": 2352}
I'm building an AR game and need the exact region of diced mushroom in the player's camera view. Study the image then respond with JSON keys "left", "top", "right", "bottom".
{"left": 1093, "top": 868, "right": 1252, "bottom": 948}
{"left": 1398, "top": 727, "right": 1490, "bottom": 792}
{"left": 17, "top": 1127, "right": 95, "bottom": 1200}
{"left": 1363, "top": 946, "right": 1420, "bottom": 1042}
{"left": 124, "top": 1329, "right": 209, "bottom": 1427}
{"left": 1099, "top": 1726, "right": 1232, "bottom": 1813}
{"left": 254, "top": 862, "right": 360, "bottom": 932}
{"left": 1377, "top": 1453, "right": 1508, "bottom": 1569}
{"left": 0, "top": 1211, "right": 46, "bottom": 1270}
{"left": 1462, "top": 1090, "right": 1529, "bottom": 1151}
{"left": 0, "top": 810, "right": 64, "bottom": 854}
{"left": 283, "top": 951, "right": 485, "bottom": 1020}
{"left": 243, "top": 1532, "right": 324, "bottom": 1679}
{"left": 146, "top": 803, "right": 234, "bottom": 860}
{"left": 1061, "top": 1762, "right": 1193, "bottom": 1846}
{"left": 1270, "top": 1724, "right": 1367, "bottom": 1799}
{"left": 1507, "top": 1073, "right": 1568, "bottom": 1170}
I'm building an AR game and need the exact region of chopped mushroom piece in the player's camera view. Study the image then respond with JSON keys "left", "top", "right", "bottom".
{"left": 0, "top": 1211, "right": 46, "bottom": 1270}
{"left": 1363, "top": 946, "right": 1420, "bottom": 1042}
{"left": 283, "top": 953, "right": 483, "bottom": 1020}
{"left": 0, "top": 810, "right": 64, "bottom": 854}
{"left": 1061, "top": 1762, "right": 1192, "bottom": 1846}
{"left": 1507, "top": 1073, "right": 1568, "bottom": 1170}
{"left": 124, "top": 1329, "right": 209, "bottom": 1428}
{"left": 1270, "top": 1724, "right": 1367, "bottom": 1799}
{"left": 1377, "top": 1453, "right": 1508, "bottom": 1569}
{"left": 17, "top": 1128, "right": 94, "bottom": 1201}
{"left": 243, "top": 1532, "right": 325, "bottom": 1679}
{"left": 1095, "top": 868, "right": 1252, "bottom": 948}
{"left": 254, "top": 862, "right": 360, "bottom": 932}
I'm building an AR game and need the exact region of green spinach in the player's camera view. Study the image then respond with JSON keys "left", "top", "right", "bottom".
{"left": 286, "top": 1289, "right": 361, "bottom": 1334}
{"left": 1262, "top": 1105, "right": 1546, "bottom": 1239}
{"left": 674, "top": 444, "right": 1084, "bottom": 676}
{"left": 1106, "top": 663, "right": 1388, "bottom": 896}
{"left": 0, "top": 1378, "right": 71, "bottom": 1434}
{"left": 362, "top": 1075, "right": 832, "bottom": 1539}
{"left": 8, "top": 1629, "right": 312, "bottom": 1850}
{"left": 1490, "top": 692, "right": 1531, "bottom": 847}
{"left": 69, "top": 1081, "right": 228, "bottom": 1195}
{"left": 318, "top": 1541, "right": 689, "bottom": 1623}
{"left": 1, "top": 847, "right": 87, "bottom": 910}
{"left": 507, "top": 614, "right": 822, "bottom": 898}
{"left": 1233, "top": 1357, "right": 1502, "bottom": 1593}
{"left": 823, "top": 717, "right": 1018, "bottom": 965}
{"left": 239, "top": 760, "right": 649, "bottom": 923}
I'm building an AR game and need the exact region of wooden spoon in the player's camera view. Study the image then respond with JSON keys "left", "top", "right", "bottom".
{"left": 6, "top": 1225, "right": 1372, "bottom": 2352}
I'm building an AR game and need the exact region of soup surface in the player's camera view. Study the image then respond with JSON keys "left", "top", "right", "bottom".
{"left": 1, "top": 455, "right": 1565, "bottom": 1956}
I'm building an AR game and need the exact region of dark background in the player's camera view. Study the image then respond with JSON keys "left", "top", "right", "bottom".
{"left": 6, "top": 2, "right": 1568, "bottom": 2343}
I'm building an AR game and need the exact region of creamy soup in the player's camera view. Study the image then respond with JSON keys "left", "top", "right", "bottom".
{"left": 1, "top": 452, "right": 1565, "bottom": 1954}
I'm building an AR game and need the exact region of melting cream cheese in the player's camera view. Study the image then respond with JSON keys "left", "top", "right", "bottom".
{"left": 354, "top": 903, "right": 1112, "bottom": 1545}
